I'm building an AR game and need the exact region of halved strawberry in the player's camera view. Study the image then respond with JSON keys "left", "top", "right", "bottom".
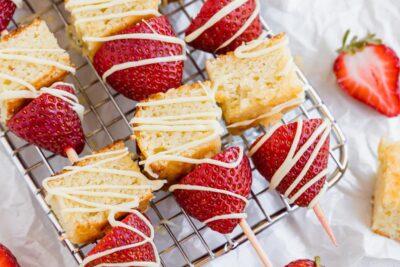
{"left": 85, "top": 213, "right": 156, "bottom": 267}
{"left": 7, "top": 83, "right": 85, "bottom": 157}
{"left": 0, "top": 243, "right": 20, "bottom": 267}
{"left": 185, "top": 0, "right": 262, "bottom": 54}
{"left": 93, "top": 16, "right": 184, "bottom": 101}
{"left": 251, "top": 119, "right": 330, "bottom": 207}
{"left": 333, "top": 30, "right": 400, "bottom": 117}
{"left": 172, "top": 147, "right": 252, "bottom": 234}
{"left": 0, "top": 0, "right": 16, "bottom": 32}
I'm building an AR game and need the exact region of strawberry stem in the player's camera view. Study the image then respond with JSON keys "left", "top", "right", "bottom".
{"left": 315, "top": 256, "right": 322, "bottom": 267}
{"left": 337, "top": 30, "right": 382, "bottom": 54}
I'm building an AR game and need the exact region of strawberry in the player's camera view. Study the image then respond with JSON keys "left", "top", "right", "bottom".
{"left": 93, "top": 16, "right": 184, "bottom": 101}
{"left": 85, "top": 213, "right": 156, "bottom": 267}
{"left": 333, "top": 30, "right": 400, "bottom": 117}
{"left": 185, "top": 0, "right": 262, "bottom": 54}
{"left": 7, "top": 83, "right": 85, "bottom": 157}
{"left": 172, "top": 147, "right": 252, "bottom": 234}
{"left": 251, "top": 119, "right": 330, "bottom": 207}
{"left": 0, "top": 243, "right": 20, "bottom": 267}
{"left": 0, "top": 0, "right": 16, "bottom": 32}
{"left": 285, "top": 256, "right": 323, "bottom": 267}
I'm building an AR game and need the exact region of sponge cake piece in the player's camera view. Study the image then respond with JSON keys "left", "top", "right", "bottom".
{"left": 0, "top": 19, "right": 73, "bottom": 122}
{"left": 43, "top": 140, "right": 164, "bottom": 244}
{"left": 372, "top": 138, "right": 400, "bottom": 241}
{"left": 64, "top": 0, "right": 161, "bottom": 57}
{"left": 206, "top": 33, "right": 304, "bottom": 134}
{"left": 132, "top": 82, "right": 222, "bottom": 185}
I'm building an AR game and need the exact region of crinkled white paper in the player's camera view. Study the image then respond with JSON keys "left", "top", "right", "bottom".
{"left": 1, "top": 0, "right": 400, "bottom": 266}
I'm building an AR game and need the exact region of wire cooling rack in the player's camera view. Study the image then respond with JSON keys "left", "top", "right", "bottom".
{"left": 0, "top": 0, "right": 348, "bottom": 266}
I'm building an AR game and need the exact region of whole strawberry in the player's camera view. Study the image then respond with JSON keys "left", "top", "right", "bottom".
{"left": 0, "top": 0, "right": 16, "bottom": 32}
{"left": 7, "top": 83, "right": 85, "bottom": 157}
{"left": 172, "top": 147, "right": 252, "bottom": 234}
{"left": 251, "top": 119, "right": 330, "bottom": 207}
{"left": 333, "top": 30, "right": 400, "bottom": 117}
{"left": 84, "top": 213, "right": 157, "bottom": 267}
{"left": 93, "top": 16, "right": 184, "bottom": 101}
{"left": 185, "top": 0, "right": 262, "bottom": 54}
{"left": 0, "top": 243, "right": 20, "bottom": 267}
{"left": 285, "top": 256, "right": 323, "bottom": 267}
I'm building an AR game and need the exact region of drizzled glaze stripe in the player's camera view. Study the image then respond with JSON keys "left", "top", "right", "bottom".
{"left": 251, "top": 119, "right": 331, "bottom": 208}
{"left": 11, "top": 0, "right": 23, "bottom": 8}
{"left": 70, "top": 0, "right": 141, "bottom": 13}
{"left": 79, "top": 210, "right": 160, "bottom": 267}
{"left": 185, "top": 0, "right": 261, "bottom": 52}
{"left": 75, "top": 9, "right": 161, "bottom": 25}
{"left": 234, "top": 35, "right": 289, "bottom": 59}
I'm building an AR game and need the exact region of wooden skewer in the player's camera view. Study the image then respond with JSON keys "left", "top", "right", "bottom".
{"left": 313, "top": 204, "right": 337, "bottom": 246}
{"left": 65, "top": 147, "right": 80, "bottom": 163}
{"left": 239, "top": 219, "right": 273, "bottom": 267}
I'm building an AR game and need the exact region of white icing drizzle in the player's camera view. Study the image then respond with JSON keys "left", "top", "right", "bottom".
{"left": 169, "top": 170, "right": 249, "bottom": 226}
{"left": 248, "top": 122, "right": 283, "bottom": 157}
{"left": 70, "top": 0, "right": 142, "bottom": 13}
{"left": 234, "top": 36, "right": 289, "bottom": 59}
{"left": 227, "top": 97, "right": 305, "bottom": 129}
{"left": 0, "top": 82, "right": 85, "bottom": 121}
{"left": 131, "top": 83, "right": 228, "bottom": 178}
{"left": 251, "top": 120, "right": 331, "bottom": 208}
{"left": 74, "top": 9, "right": 161, "bottom": 25}
{"left": 43, "top": 147, "right": 165, "bottom": 213}
{"left": 79, "top": 209, "right": 160, "bottom": 267}
{"left": 185, "top": 0, "right": 260, "bottom": 52}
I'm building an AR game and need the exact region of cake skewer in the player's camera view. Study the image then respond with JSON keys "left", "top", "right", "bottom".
{"left": 250, "top": 119, "right": 337, "bottom": 245}
{"left": 170, "top": 147, "right": 273, "bottom": 267}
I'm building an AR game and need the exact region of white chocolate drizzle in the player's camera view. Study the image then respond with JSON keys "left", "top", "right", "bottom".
{"left": 11, "top": 0, "right": 23, "bottom": 8}
{"left": 227, "top": 97, "right": 305, "bottom": 129}
{"left": 169, "top": 167, "right": 249, "bottom": 225}
{"left": 131, "top": 82, "right": 229, "bottom": 178}
{"left": 234, "top": 36, "right": 289, "bottom": 59}
{"left": 185, "top": 0, "right": 260, "bottom": 52}
{"left": 79, "top": 209, "right": 160, "bottom": 267}
{"left": 251, "top": 119, "right": 331, "bottom": 208}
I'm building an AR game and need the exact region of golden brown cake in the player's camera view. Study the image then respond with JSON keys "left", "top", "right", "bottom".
{"left": 372, "top": 138, "right": 400, "bottom": 241}
{"left": 206, "top": 33, "right": 305, "bottom": 134}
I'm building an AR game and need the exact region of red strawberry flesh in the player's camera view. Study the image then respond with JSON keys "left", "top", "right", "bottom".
{"left": 333, "top": 31, "right": 400, "bottom": 117}
{"left": 251, "top": 119, "right": 329, "bottom": 207}
{"left": 93, "top": 15, "right": 184, "bottom": 101}
{"left": 86, "top": 213, "right": 156, "bottom": 267}
{"left": 0, "top": 0, "right": 16, "bottom": 32}
{"left": 7, "top": 83, "right": 85, "bottom": 157}
{"left": 0, "top": 243, "right": 20, "bottom": 267}
{"left": 185, "top": 0, "right": 262, "bottom": 54}
{"left": 173, "top": 147, "right": 252, "bottom": 234}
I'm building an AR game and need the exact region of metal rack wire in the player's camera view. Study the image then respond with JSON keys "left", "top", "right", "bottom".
{"left": 0, "top": 0, "right": 348, "bottom": 266}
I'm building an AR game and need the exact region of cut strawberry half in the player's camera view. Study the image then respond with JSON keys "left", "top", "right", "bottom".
{"left": 333, "top": 30, "right": 400, "bottom": 117}
{"left": 0, "top": 243, "right": 20, "bottom": 267}
{"left": 185, "top": 0, "right": 262, "bottom": 54}
{"left": 93, "top": 16, "right": 184, "bottom": 101}
{"left": 172, "top": 147, "right": 252, "bottom": 234}
{"left": 7, "top": 83, "right": 85, "bottom": 157}
{"left": 0, "top": 0, "right": 16, "bottom": 32}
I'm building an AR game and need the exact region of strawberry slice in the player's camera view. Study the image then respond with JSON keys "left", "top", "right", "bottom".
{"left": 93, "top": 16, "right": 184, "bottom": 101}
{"left": 251, "top": 119, "right": 330, "bottom": 207}
{"left": 172, "top": 147, "right": 252, "bottom": 234}
{"left": 0, "top": 0, "right": 16, "bottom": 32}
{"left": 333, "top": 30, "right": 400, "bottom": 117}
{"left": 0, "top": 243, "right": 20, "bottom": 267}
{"left": 185, "top": 0, "right": 262, "bottom": 54}
{"left": 84, "top": 213, "right": 157, "bottom": 267}
{"left": 7, "top": 83, "right": 85, "bottom": 157}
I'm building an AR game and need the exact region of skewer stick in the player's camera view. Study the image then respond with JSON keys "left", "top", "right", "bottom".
{"left": 313, "top": 204, "right": 337, "bottom": 246}
{"left": 239, "top": 219, "right": 273, "bottom": 267}
{"left": 65, "top": 147, "right": 80, "bottom": 163}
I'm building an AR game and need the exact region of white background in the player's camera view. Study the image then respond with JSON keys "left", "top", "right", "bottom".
{"left": 1, "top": 0, "right": 400, "bottom": 266}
